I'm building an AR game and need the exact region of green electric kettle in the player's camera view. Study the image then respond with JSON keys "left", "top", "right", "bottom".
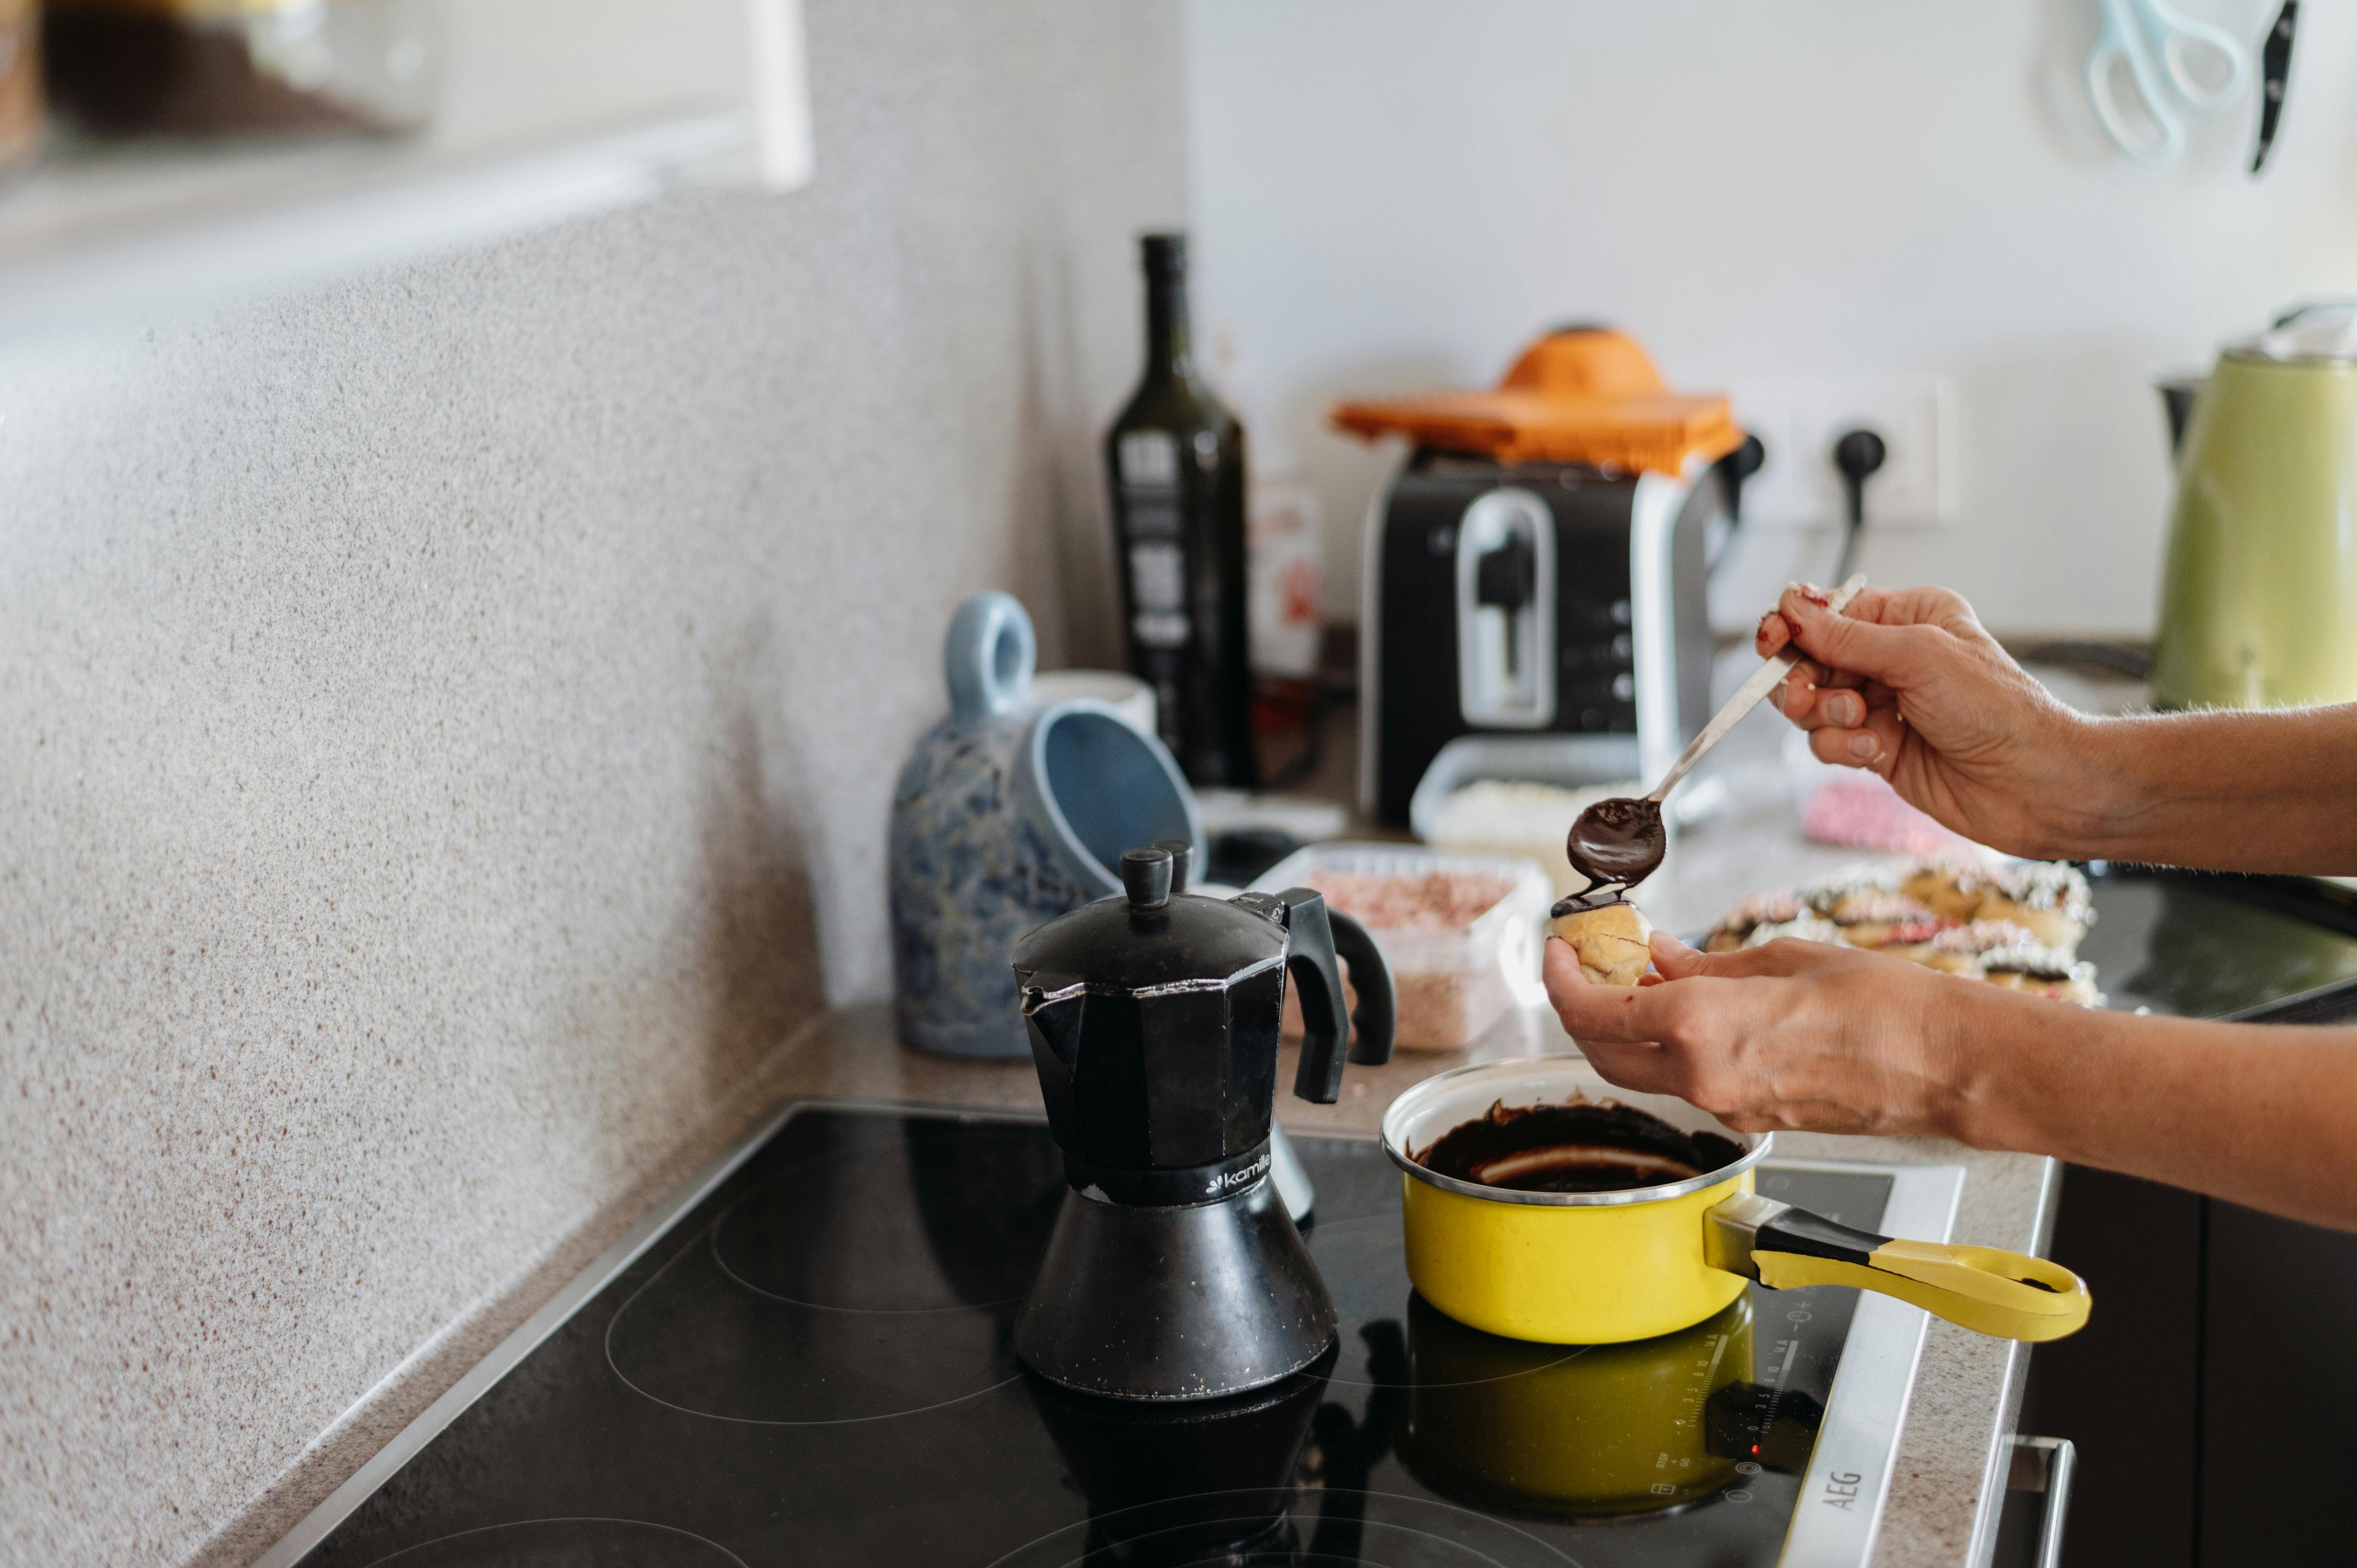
{"left": 2152, "top": 304, "right": 2357, "bottom": 710}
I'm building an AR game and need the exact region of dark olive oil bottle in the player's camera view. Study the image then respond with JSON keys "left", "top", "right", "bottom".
{"left": 1104, "top": 233, "right": 1256, "bottom": 789}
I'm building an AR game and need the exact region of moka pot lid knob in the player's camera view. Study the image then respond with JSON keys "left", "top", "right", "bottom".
{"left": 1120, "top": 846, "right": 1174, "bottom": 909}
{"left": 1011, "top": 857, "right": 1286, "bottom": 1000}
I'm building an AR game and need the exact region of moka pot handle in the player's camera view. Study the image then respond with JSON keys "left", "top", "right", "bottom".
{"left": 1269, "top": 888, "right": 1396, "bottom": 1104}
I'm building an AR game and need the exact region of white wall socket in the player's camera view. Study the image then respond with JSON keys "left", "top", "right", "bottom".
{"left": 1720, "top": 375, "right": 1957, "bottom": 529}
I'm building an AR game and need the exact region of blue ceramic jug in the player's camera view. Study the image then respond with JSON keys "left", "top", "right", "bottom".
{"left": 890, "top": 592, "right": 1204, "bottom": 1058}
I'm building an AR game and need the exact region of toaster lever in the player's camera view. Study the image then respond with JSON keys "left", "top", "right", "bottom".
{"left": 1475, "top": 534, "right": 1537, "bottom": 674}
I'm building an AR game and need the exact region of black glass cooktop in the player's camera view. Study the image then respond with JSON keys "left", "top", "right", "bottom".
{"left": 2082, "top": 868, "right": 2357, "bottom": 1020}
{"left": 289, "top": 1109, "right": 1896, "bottom": 1568}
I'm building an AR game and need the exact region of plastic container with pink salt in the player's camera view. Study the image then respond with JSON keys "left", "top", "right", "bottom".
{"left": 1250, "top": 843, "right": 1551, "bottom": 1050}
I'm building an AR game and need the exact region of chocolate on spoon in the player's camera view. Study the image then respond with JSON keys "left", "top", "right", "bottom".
{"left": 1563, "top": 797, "right": 1667, "bottom": 903}
{"left": 1554, "top": 574, "right": 1868, "bottom": 913}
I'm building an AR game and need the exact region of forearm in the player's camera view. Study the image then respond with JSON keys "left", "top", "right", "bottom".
{"left": 2053, "top": 704, "right": 2357, "bottom": 873}
{"left": 1941, "top": 985, "right": 2357, "bottom": 1231}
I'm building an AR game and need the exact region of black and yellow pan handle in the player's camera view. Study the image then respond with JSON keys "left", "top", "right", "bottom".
{"left": 1706, "top": 1193, "right": 2091, "bottom": 1342}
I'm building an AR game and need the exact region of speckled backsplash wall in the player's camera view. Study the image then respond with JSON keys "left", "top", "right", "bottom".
{"left": 0, "top": 4, "right": 1180, "bottom": 1562}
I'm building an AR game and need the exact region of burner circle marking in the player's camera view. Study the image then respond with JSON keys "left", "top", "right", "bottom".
{"left": 354, "top": 1516, "right": 749, "bottom": 1568}
{"left": 981, "top": 1488, "right": 1585, "bottom": 1568}
{"left": 707, "top": 1124, "right": 1061, "bottom": 1314}
{"left": 604, "top": 1227, "right": 1023, "bottom": 1426}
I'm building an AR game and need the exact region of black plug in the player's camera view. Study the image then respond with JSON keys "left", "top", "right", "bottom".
{"left": 1716, "top": 431, "right": 1766, "bottom": 523}
{"left": 1832, "top": 427, "right": 1886, "bottom": 582}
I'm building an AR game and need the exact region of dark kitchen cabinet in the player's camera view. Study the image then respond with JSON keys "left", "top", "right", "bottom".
{"left": 2196, "top": 1200, "right": 2357, "bottom": 1565}
{"left": 2021, "top": 971, "right": 2357, "bottom": 1567}
{"left": 2019, "top": 878, "right": 2357, "bottom": 1565}
{"left": 2018, "top": 1169, "right": 2202, "bottom": 1568}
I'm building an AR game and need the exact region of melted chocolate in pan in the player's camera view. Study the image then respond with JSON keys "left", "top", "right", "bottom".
{"left": 1417, "top": 1100, "right": 1745, "bottom": 1195}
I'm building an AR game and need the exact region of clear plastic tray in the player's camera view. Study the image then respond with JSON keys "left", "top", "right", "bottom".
{"left": 1250, "top": 841, "right": 1552, "bottom": 1050}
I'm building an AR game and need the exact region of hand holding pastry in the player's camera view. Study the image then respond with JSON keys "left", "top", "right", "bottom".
{"left": 1542, "top": 928, "right": 1983, "bottom": 1139}
{"left": 1549, "top": 900, "right": 1653, "bottom": 986}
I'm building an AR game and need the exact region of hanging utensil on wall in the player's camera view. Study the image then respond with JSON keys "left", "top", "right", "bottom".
{"left": 2083, "top": 0, "right": 2253, "bottom": 165}
{"left": 2251, "top": 0, "right": 2298, "bottom": 174}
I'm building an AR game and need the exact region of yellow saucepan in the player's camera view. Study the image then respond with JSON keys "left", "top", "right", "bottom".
{"left": 1380, "top": 1056, "right": 2090, "bottom": 1346}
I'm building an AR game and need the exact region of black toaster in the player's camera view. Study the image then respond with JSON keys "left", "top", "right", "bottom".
{"left": 1359, "top": 451, "right": 1724, "bottom": 825}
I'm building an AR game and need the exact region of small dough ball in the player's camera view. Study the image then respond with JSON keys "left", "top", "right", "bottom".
{"left": 1552, "top": 901, "right": 1654, "bottom": 986}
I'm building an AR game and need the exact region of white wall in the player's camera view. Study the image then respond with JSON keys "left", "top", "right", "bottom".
{"left": 1184, "top": 0, "right": 2357, "bottom": 635}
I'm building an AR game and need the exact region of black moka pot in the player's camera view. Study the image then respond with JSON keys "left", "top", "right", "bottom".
{"left": 1009, "top": 841, "right": 1396, "bottom": 1401}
